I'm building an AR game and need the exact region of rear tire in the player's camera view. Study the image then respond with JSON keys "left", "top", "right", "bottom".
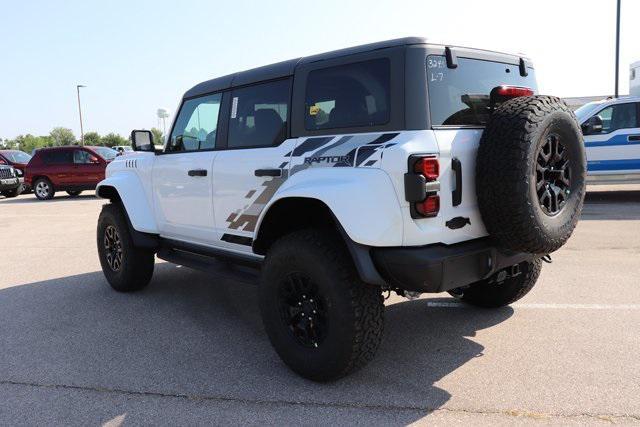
{"left": 67, "top": 190, "right": 82, "bottom": 197}
{"left": 34, "top": 178, "right": 55, "bottom": 200}
{"left": 450, "top": 260, "right": 542, "bottom": 308}
{"left": 97, "top": 203, "right": 155, "bottom": 292}
{"left": 259, "top": 229, "right": 384, "bottom": 381}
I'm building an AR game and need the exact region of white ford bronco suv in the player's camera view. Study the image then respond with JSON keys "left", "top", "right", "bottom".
{"left": 96, "top": 37, "right": 586, "bottom": 381}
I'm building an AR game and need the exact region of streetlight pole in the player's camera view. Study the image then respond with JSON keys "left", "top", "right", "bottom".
{"left": 76, "top": 85, "right": 86, "bottom": 145}
{"left": 614, "top": 0, "right": 621, "bottom": 98}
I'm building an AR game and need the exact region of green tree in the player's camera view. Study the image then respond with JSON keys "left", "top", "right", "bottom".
{"left": 12, "top": 134, "right": 53, "bottom": 153}
{"left": 101, "top": 132, "right": 128, "bottom": 147}
{"left": 150, "top": 128, "right": 164, "bottom": 145}
{"left": 83, "top": 131, "right": 101, "bottom": 146}
{"left": 50, "top": 127, "right": 76, "bottom": 146}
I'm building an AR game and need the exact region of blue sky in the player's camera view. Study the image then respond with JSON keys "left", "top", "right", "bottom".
{"left": 1, "top": 0, "right": 638, "bottom": 140}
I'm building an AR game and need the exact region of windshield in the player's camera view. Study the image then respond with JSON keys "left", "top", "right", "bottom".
{"left": 427, "top": 55, "right": 538, "bottom": 126}
{"left": 574, "top": 102, "right": 603, "bottom": 123}
{"left": 3, "top": 150, "right": 32, "bottom": 163}
{"left": 93, "top": 147, "right": 117, "bottom": 161}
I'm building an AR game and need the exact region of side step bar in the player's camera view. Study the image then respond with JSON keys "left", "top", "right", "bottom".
{"left": 157, "top": 239, "right": 261, "bottom": 283}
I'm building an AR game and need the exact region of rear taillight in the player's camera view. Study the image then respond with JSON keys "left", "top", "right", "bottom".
{"left": 405, "top": 155, "right": 440, "bottom": 218}
{"left": 416, "top": 194, "right": 440, "bottom": 217}
{"left": 413, "top": 158, "right": 439, "bottom": 181}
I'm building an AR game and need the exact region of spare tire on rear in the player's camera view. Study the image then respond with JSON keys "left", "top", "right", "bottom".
{"left": 476, "top": 96, "right": 586, "bottom": 254}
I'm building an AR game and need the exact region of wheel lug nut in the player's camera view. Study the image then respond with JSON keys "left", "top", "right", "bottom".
{"left": 313, "top": 310, "right": 317, "bottom": 314}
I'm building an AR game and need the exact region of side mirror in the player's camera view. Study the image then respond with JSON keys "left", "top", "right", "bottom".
{"left": 89, "top": 155, "right": 100, "bottom": 164}
{"left": 131, "top": 130, "right": 155, "bottom": 152}
{"left": 582, "top": 115, "right": 603, "bottom": 134}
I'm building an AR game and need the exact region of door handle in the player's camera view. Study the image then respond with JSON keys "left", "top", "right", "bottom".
{"left": 188, "top": 169, "right": 207, "bottom": 177}
{"left": 254, "top": 168, "right": 282, "bottom": 177}
{"left": 628, "top": 135, "right": 640, "bottom": 142}
{"left": 451, "top": 158, "right": 462, "bottom": 207}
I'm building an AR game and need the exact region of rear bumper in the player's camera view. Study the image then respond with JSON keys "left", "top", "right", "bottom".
{"left": 371, "top": 238, "right": 536, "bottom": 293}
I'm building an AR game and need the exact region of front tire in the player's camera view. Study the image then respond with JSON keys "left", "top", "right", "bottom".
{"left": 259, "top": 230, "right": 384, "bottom": 382}
{"left": 451, "top": 260, "right": 542, "bottom": 308}
{"left": 97, "top": 203, "right": 155, "bottom": 292}
{"left": 34, "top": 178, "right": 55, "bottom": 200}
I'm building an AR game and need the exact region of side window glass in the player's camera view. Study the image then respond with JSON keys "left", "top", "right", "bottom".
{"left": 596, "top": 103, "right": 638, "bottom": 134}
{"left": 73, "top": 150, "right": 90, "bottom": 164}
{"left": 44, "top": 150, "right": 72, "bottom": 164}
{"left": 227, "top": 79, "right": 290, "bottom": 149}
{"left": 305, "top": 58, "right": 390, "bottom": 130}
{"left": 168, "top": 93, "right": 222, "bottom": 152}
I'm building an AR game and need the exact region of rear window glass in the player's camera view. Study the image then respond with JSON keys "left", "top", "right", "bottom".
{"left": 305, "top": 58, "right": 390, "bottom": 130}
{"left": 427, "top": 56, "right": 537, "bottom": 126}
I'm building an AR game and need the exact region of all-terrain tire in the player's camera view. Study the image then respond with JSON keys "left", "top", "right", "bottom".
{"left": 97, "top": 203, "right": 155, "bottom": 292}
{"left": 259, "top": 229, "right": 384, "bottom": 382}
{"left": 452, "top": 260, "right": 542, "bottom": 308}
{"left": 67, "top": 190, "right": 82, "bottom": 197}
{"left": 33, "top": 177, "right": 55, "bottom": 200}
{"left": 477, "top": 96, "right": 586, "bottom": 254}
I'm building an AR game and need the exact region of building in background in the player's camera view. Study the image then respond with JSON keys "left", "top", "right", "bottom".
{"left": 631, "top": 61, "right": 640, "bottom": 96}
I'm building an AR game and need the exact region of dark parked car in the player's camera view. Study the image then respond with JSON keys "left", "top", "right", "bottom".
{"left": 0, "top": 149, "right": 33, "bottom": 193}
{"left": 25, "top": 146, "right": 116, "bottom": 200}
{"left": 0, "top": 165, "right": 21, "bottom": 198}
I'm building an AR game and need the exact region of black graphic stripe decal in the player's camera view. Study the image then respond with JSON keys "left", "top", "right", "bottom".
{"left": 367, "top": 132, "right": 399, "bottom": 145}
{"left": 291, "top": 137, "right": 334, "bottom": 156}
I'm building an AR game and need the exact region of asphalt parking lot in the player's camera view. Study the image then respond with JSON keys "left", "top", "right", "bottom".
{"left": 1, "top": 186, "right": 639, "bottom": 425}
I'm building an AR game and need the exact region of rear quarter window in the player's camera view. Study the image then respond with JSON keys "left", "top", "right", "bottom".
{"left": 305, "top": 58, "right": 390, "bottom": 131}
{"left": 42, "top": 150, "right": 72, "bottom": 165}
{"left": 427, "top": 55, "right": 537, "bottom": 126}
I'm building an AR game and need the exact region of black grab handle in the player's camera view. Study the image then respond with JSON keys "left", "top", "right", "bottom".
{"left": 254, "top": 168, "right": 282, "bottom": 177}
{"left": 188, "top": 169, "right": 207, "bottom": 177}
{"left": 451, "top": 158, "right": 462, "bottom": 207}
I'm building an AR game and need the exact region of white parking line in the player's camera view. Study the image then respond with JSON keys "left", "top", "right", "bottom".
{"left": 426, "top": 302, "right": 640, "bottom": 310}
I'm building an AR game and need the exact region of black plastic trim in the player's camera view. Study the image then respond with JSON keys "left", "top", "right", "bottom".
{"left": 451, "top": 157, "right": 462, "bottom": 206}
{"left": 371, "top": 238, "right": 536, "bottom": 293}
{"left": 519, "top": 57, "right": 528, "bottom": 77}
{"left": 221, "top": 233, "right": 253, "bottom": 246}
{"left": 160, "top": 238, "right": 262, "bottom": 268}
{"left": 445, "top": 47, "right": 458, "bottom": 69}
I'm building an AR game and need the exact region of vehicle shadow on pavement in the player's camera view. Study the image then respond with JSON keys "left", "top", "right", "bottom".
{"left": 0, "top": 194, "right": 97, "bottom": 204}
{"left": 582, "top": 190, "right": 640, "bottom": 221}
{"left": 0, "top": 263, "right": 513, "bottom": 424}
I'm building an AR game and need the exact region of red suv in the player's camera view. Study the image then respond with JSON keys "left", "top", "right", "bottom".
{"left": 0, "top": 149, "right": 32, "bottom": 192}
{"left": 25, "top": 146, "right": 116, "bottom": 200}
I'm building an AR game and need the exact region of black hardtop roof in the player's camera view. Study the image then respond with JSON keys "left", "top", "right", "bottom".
{"left": 184, "top": 37, "right": 428, "bottom": 99}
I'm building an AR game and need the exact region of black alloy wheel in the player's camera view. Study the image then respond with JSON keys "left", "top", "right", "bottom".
{"left": 103, "top": 225, "right": 123, "bottom": 271}
{"left": 278, "top": 272, "right": 327, "bottom": 348}
{"left": 536, "top": 133, "right": 571, "bottom": 216}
